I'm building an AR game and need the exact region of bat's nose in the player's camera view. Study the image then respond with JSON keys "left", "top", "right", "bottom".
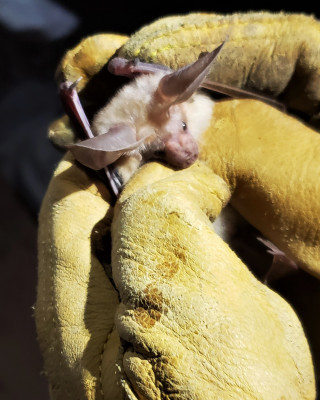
{"left": 164, "top": 134, "right": 199, "bottom": 169}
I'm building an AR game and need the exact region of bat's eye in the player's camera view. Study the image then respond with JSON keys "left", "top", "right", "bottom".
{"left": 182, "top": 121, "right": 187, "bottom": 131}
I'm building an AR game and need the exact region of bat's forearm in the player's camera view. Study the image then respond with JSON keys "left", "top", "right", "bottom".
{"left": 59, "top": 80, "right": 94, "bottom": 140}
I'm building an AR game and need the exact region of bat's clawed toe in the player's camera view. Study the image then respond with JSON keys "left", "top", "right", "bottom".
{"left": 105, "top": 165, "right": 123, "bottom": 197}
{"left": 105, "top": 155, "right": 143, "bottom": 197}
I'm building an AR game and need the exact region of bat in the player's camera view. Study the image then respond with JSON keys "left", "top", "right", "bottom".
{"left": 60, "top": 43, "right": 282, "bottom": 197}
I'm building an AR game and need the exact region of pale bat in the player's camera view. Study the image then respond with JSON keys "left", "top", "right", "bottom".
{"left": 60, "top": 43, "right": 282, "bottom": 197}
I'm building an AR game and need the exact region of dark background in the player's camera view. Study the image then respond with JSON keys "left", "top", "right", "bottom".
{"left": 1, "top": 1, "right": 319, "bottom": 399}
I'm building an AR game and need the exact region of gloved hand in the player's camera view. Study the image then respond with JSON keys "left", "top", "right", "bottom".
{"left": 36, "top": 12, "right": 320, "bottom": 399}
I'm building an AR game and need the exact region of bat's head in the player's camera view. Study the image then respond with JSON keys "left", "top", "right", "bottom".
{"left": 69, "top": 45, "right": 223, "bottom": 196}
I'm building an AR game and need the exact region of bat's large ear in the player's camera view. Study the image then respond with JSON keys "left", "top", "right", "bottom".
{"left": 156, "top": 42, "right": 224, "bottom": 106}
{"left": 68, "top": 124, "right": 148, "bottom": 170}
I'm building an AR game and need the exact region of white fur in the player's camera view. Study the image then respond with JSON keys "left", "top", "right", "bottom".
{"left": 92, "top": 73, "right": 214, "bottom": 143}
{"left": 182, "top": 92, "right": 214, "bottom": 140}
{"left": 92, "top": 73, "right": 165, "bottom": 138}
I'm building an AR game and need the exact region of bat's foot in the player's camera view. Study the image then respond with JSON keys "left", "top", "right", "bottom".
{"left": 105, "top": 166, "right": 123, "bottom": 197}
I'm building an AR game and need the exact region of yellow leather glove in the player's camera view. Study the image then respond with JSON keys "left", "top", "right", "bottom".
{"left": 36, "top": 12, "right": 320, "bottom": 399}
{"left": 36, "top": 155, "right": 315, "bottom": 399}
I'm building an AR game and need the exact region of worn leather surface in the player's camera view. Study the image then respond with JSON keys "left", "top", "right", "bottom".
{"left": 36, "top": 157, "right": 316, "bottom": 399}
{"left": 36, "top": 154, "right": 122, "bottom": 399}
{"left": 112, "top": 162, "right": 315, "bottom": 399}
{"left": 199, "top": 99, "right": 320, "bottom": 278}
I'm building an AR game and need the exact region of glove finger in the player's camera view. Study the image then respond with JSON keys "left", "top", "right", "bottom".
{"left": 36, "top": 153, "right": 121, "bottom": 399}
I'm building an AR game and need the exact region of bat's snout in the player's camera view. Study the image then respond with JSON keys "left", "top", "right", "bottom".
{"left": 164, "top": 134, "right": 199, "bottom": 169}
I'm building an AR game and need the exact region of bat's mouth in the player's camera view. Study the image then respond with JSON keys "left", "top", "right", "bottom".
{"left": 152, "top": 150, "right": 166, "bottom": 159}
{"left": 105, "top": 166, "right": 123, "bottom": 197}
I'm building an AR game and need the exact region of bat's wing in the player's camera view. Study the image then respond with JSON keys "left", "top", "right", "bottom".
{"left": 108, "top": 57, "right": 172, "bottom": 77}
{"left": 257, "top": 237, "right": 299, "bottom": 283}
{"left": 68, "top": 125, "right": 150, "bottom": 170}
{"left": 201, "top": 80, "right": 284, "bottom": 110}
{"left": 59, "top": 80, "right": 94, "bottom": 139}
